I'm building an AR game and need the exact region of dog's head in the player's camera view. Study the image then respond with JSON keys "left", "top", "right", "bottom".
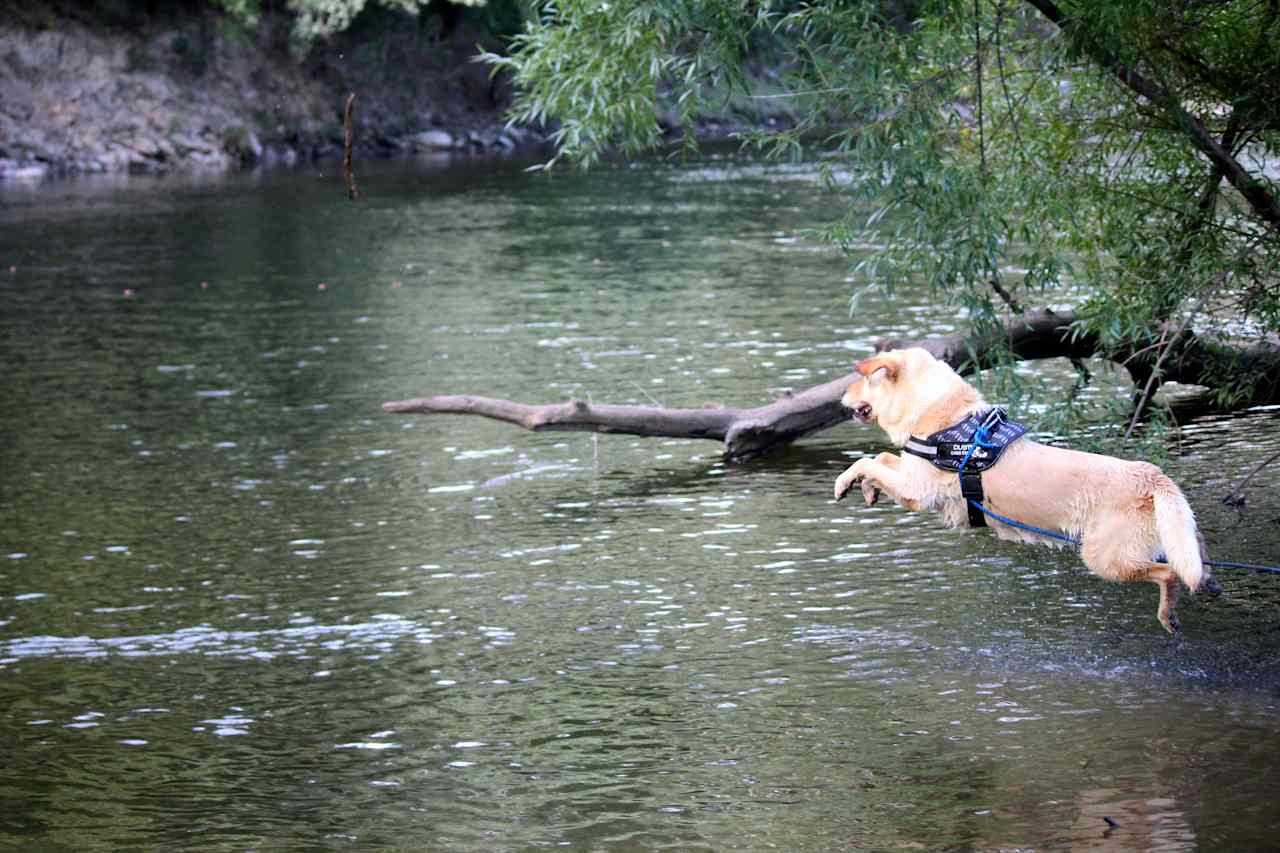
{"left": 841, "top": 347, "right": 973, "bottom": 444}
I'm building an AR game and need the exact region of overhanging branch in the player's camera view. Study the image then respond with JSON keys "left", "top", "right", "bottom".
{"left": 1022, "top": 0, "right": 1280, "bottom": 230}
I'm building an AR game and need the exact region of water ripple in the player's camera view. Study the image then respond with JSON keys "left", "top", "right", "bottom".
{"left": 0, "top": 619, "right": 444, "bottom": 664}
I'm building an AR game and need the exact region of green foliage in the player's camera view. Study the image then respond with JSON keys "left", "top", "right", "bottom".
{"left": 212, "top": 0, "right": 489, "bottom": 45}
{"left": 489, "top": 0, "right": 1280, "bottom": 443}
{"left": 213, "top": 0, "right": 262, "bottom": 29}
{"left": 290, "top": 0, "right": 476, "bottom": 43}
{"left": 483, "top": 2, "right": 774, "bottom": 168}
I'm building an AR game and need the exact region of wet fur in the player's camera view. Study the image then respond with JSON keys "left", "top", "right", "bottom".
{"left": 833, "top": 348, "right": 1213, "bottom": 634}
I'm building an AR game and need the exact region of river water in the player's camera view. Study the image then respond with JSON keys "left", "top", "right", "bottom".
{"left": 2, "top": 151, "right": 1279, "bottom": 851}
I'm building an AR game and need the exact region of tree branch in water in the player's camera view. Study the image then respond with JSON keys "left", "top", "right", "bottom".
{"left": 383, "top": 309, "right": 1280, "bottom": 462}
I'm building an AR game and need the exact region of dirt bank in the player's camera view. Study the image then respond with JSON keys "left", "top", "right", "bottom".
{"left": 0, "top": 2, "right": 541, "bottom": 181}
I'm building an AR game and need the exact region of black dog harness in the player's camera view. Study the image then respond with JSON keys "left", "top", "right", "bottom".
{"left": 901, "top": 408, "right": 1028, "bottom": 527}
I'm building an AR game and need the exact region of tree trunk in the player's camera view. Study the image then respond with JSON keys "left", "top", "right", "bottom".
{"left": 383, "top": 308, "right": 1280, "bottom": 462}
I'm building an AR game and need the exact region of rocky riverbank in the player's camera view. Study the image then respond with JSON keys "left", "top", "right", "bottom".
{"left": 0, "top": 3, "right": 545, "bottom": 182}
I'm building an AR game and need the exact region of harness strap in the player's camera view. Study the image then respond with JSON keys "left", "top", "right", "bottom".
{"left": 903, "top": 437, "right": 938, "bottom": 458}
{"left": 960, "top": 472, "right": 987, "bottom": 527}
{"left": 955, "top": 413, "right": 1002, "bottom": 529}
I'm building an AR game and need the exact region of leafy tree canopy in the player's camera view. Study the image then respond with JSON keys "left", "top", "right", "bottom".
{"left": 487, "top": 0, "right": 1280, "bottom": 423}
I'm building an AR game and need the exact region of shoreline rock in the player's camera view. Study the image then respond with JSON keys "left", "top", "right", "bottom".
{"left": 0, "top": 5, "right": 552, "bottom": 184}
{"left": 0, "top": 5, "right": 793, "bottom": 186}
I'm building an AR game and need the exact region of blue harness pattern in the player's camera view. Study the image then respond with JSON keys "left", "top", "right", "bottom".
{"left": 902, "top": 408, "right": 1028, "bottom": 527}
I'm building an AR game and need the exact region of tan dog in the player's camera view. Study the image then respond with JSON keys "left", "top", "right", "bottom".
{"left": 833, "top": 347, "right": 1213, "bottom": 633}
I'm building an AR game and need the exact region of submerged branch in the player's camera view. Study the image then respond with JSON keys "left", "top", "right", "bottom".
{"left": 1223, "top": 448, "right": 1280, "bottom": 507}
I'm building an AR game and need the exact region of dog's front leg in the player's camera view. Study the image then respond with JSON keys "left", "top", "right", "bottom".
{"left": 866, "top": 452, "right": 925, "bottom": 511}
{"left": 837, "top": 456, "right": 891, "bottom": 506}
{"left": 834, "top": 455, "right": 922, "bottom": 509}
{"left": 834, "top": 460, "right": 867, "bottom": 502}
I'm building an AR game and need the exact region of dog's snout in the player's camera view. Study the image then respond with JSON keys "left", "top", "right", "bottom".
{"left": 847, "top": 401, "right": 873, "bottom": 422}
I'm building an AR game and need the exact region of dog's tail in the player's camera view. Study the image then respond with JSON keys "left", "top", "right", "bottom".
{"left": 1153, "top": 481, "right": 1205, "bottom": 592}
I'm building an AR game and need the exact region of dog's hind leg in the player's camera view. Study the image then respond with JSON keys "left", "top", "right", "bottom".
{"left": 1089, "top": 554, "right": 1182, "bottom": 634}
{"left": 1148, "top": 564, "right": 1181, "bottom": 634}
{"left": 1081, "top": 522, "right": 1182, "bottom": 634}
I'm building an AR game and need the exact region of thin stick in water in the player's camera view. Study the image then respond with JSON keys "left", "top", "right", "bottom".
{"left": 587, "top": 391, "right": 600, "bottom": 473}
{"left": 343, "top": 93, "right": 359, "bottom": 200}
{"left": 1223, "top": 447, "right": 1280, "bottom": 506}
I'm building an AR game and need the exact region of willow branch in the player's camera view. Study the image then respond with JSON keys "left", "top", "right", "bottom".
{"left": 1022, "top": 0, "right": 1280, "bottom": 229}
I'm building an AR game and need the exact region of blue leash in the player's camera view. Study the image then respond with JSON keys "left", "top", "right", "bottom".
{"left": 966, "top": 500, "right": 1280, "bottom": 575}
{"left": 958, "top": 422, "right": 1280, "bottom": 576}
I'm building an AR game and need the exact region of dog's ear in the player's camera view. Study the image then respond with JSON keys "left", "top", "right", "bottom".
{"left": 855, "top": 354, "right": 899, "bottom": 383}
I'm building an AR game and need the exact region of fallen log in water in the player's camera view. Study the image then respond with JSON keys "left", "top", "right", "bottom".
{"left": 383, "top": 309, "right": 1280, "bottom": 462}
{"left": 383, "top": 375, "right": 853, "bottom": 463}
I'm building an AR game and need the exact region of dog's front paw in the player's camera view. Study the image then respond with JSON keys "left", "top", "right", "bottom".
{"left": 833, "top": 463, "right": 864, "bottom": 502}
{"left": 861, "top": 479, "right": 881, "bottom": 506}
